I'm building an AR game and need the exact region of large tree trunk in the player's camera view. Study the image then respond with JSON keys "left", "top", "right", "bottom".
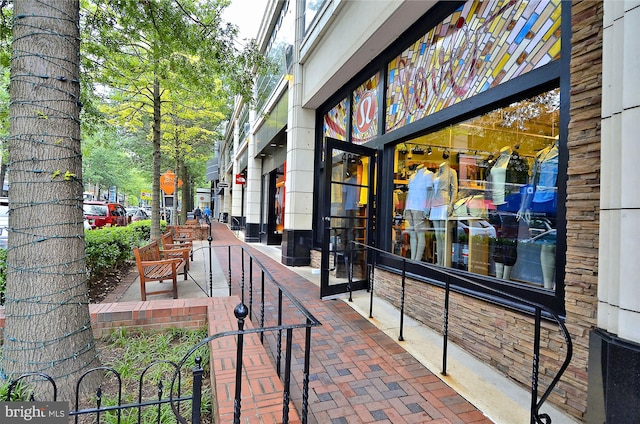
{"left": 179, "top": 158, "right": 188, "bottom": 224}
{"left": 151, "top": 76, "right": 162, "bottom": 240}
{"left": 3, "top": 0, "right": 100, "bottom": 398}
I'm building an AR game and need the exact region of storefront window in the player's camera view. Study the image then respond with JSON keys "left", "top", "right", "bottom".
{"left": 391, "top": 88, "right": 559, "bottom": 289}
{"left": 275, "top": 171, "right": 285, "bottom": 234}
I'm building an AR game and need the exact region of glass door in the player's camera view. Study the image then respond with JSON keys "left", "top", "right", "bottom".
{"left": 321, "top": 138, "right": 376, "bottom": 298}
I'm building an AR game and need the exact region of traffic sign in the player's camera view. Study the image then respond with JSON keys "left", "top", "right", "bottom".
{"left": 160, "top": 170, "right": 183, "bottom": 195}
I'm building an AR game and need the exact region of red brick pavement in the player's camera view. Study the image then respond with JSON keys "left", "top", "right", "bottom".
{"left": 208, "top": 222, "right": 493, "bottom": 424}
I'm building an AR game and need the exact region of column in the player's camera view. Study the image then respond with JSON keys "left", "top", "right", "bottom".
{"left": 282, "top": 0, "right": 314, "bottom": 266}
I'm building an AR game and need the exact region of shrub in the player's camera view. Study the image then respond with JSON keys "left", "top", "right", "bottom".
{"left": 0, "top": 221, "right": 166, "bottom": 305}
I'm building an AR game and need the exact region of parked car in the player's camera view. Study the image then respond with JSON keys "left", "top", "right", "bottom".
{"left": 83, "top": 201, "right": 129, "bottom": 229}
{"left": 457, "top": 219, "right": 496, "bottom": 238}
{"left": 130, "top": 208, "right": 150, "bottom": 222}
{"left": 125, "top": 207, "right": 138, "bottom": 217}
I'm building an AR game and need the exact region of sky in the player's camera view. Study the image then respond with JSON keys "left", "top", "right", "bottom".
{"left": 222, "top": 0, "right": 269, "bottom": 44}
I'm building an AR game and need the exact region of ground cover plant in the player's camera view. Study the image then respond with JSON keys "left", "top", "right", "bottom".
{"left": 1, "top": 326, "right": 212, "bottom": 423}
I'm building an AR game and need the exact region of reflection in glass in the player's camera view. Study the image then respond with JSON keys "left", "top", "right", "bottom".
{"left": 390, "top": 88, "right": 560, "bottom": 289}
{"left": 330, "top": 150, "right": 369, "bottom": 284}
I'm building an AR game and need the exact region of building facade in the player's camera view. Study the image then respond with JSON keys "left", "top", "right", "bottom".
{"left": 214, "top": 1, "right": 639, "bottom": 422}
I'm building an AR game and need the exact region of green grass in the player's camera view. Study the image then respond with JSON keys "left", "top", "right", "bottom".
{"left": 1, "top": 327, "right": 212, "bottom": 424}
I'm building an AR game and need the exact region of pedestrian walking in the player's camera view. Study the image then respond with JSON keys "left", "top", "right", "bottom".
{"left": 193, "top": 206, "right": 202, "bottom": 223}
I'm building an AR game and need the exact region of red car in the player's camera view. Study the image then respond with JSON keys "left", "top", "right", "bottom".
{"left": 83, "top": 201, "right": 129, "bottom": 229}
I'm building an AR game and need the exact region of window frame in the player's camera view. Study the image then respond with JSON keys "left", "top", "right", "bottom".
{"left": 313, "top": 0, "right": 571, "bottom": 315}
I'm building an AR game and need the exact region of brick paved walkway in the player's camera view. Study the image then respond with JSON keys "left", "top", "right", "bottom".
{"left": 207, "top": 222, "right": 492, "bottom": 424}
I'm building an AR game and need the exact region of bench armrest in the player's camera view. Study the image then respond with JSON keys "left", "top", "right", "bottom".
{"left": 139, "top": 258, "right": 183, "bottom": 267}
{"left": 160, "top": 248, "right": 190, "bottom": 260}
{"left": 164, "top": 242, "right": 193, "bottom": 249}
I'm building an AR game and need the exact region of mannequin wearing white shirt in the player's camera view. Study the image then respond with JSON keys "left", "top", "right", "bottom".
{"left": 429, "top": 163, "right": 458, "bottom": 266}
{"left": 489, "top": 146, "right": 512, "bottom": 206}
{"left": 403, "top": 165, "right": 433, "bottom": 261}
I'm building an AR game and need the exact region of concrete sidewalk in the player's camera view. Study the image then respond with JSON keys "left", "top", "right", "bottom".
{"left": 110, "top": 223, "right": 578, "bottom": 424}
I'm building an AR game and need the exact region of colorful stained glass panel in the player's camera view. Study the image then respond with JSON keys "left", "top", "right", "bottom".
{"left": 323, "top": 98, "right": 348, "bottom": 141}
{"left": 386, "top": 0, "right": 561, "bottom": 132}
{"left": 352, "top": 73, "right": 380, "bottom": 144}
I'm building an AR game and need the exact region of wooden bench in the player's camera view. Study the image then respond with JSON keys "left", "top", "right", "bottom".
{"left": 133, "top": 240, "right": 189, "bottom": 301}
{"left": 161, "top": 231, "right": 193, "bottom": 264}
{"left": 168, "top": 224, "right": 200, "bottom": 243}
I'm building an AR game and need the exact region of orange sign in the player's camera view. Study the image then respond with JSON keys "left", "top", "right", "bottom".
{"left": 160, "top": 170, "right": 183, "bottom": 195}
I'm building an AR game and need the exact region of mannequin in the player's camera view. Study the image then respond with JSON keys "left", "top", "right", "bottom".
{"left": 517, "top": 138, "right": 559, "bottom": 221}
{"left": 489, "top": 212, "right": 519, "bottom": 280}
{"left": 517, "top": 137, "right": 559, "bottom": 288}
{"left": 403, "top": 164, "right": 433, "bottom": 261}
{"left": 429, "top": 162, "right": 458, "bottom": 266}
{"left": 540, "top": 242, "right": 556, "bottom": 289}
{"left": 489, "top": 146, "right": 512, "bottom": 206}
{"left": 487, "top": 145, "right": 527, "bottom": 280}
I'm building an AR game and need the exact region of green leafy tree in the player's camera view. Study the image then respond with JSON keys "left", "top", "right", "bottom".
{"left": 3, "top": 0, "right": 101, "bottom": 398}
{"left": 82, "top": 128, "right": 151, "bottom": 202}
{"left": 83, "top": 0, "right": 266, "bottom": 238}
{"left": 161, "top": 92, "right": 226, "bottom": 223}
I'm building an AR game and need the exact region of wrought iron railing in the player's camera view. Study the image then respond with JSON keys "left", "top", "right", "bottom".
{"left": 345, "top": 241, "right": 572, "bottom": 424}
{"left": 5, "top": 227, "right": 321, "bottom": 424}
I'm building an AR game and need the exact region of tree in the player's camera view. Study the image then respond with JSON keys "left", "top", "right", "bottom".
{"left": 160, "top": 92, "right": 226, "bottom": 223}
{"left": 2, "top": 0, "right": 100, "bottom": 398}
{"left": 83, "top": 0, "right": 266, "bottom": 239}
{"left": 82, "top": 128, "right": 150, "bottom": 201}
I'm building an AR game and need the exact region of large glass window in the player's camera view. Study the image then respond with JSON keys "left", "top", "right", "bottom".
{"left": 391, "top": 88, "right": 559, "bottom": 289}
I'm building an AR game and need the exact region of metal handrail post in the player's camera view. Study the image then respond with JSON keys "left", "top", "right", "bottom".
{"left": 531, "top": 307, "right": 542, "bottom": 424}
{"left": 281, "top": 328, "right": 293, "bottom": 424}
{"left": 277, "top": 289, "right": 284, "bottom": 376}
{"left": 399, "top": 258, "right": 406, "bottom": 342}
{"left": 442, "top": 274, "right": 450, "bottom": 376}
{"left": 208, "top": 222, "right": 213, "bottom": 297}
{"left": 260, "top": 272, "right": 265, "bottom": 344}
{"left": 240, "top": 251, "right": 245, "bottom": 304}
{"left": 249, "top": 257, "right": 254, "bottom": 319}
{"left": 190, "top": 357, "right": 203, "bottom": 424}
{"left": 347, "top": 249, "right": 353, "bottom": 302}
{"left": 227, "top": 245, "right": 232, "bottom": 296}
{"left": 233, "top": 303, "right": 248, "bottom": 424}
{"left": 368, "top": 263, "right": 374, "bottom": 319}
{"left": 302, "top": 323, "right": 312, "bottom": 424}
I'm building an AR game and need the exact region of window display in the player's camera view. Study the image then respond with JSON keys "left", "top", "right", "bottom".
{"left": 391, "top": 88, "right": 560, "bottom": 289}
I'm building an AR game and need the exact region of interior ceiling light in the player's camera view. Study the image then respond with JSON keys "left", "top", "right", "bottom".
{"left": 427, "top": 146, "right": 432, "bottom": 155}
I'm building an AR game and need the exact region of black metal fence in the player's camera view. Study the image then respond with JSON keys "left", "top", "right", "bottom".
{"left": 346, "top": 242, "right": 573, "bottom": 424}
{"left": 6, "top": 357, "right": 205, "bottom": 423}
{"left": 5, "top": 234, "right": 322, "bottom": 424}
